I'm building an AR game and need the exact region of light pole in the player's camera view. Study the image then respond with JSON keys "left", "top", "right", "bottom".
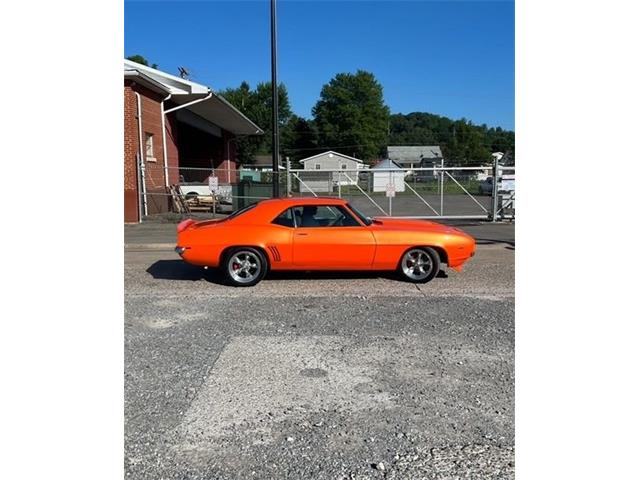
{"left": 270, "top": 0, "right": 280, "bottom": 197}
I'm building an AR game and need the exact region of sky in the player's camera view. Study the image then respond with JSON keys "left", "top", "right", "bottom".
{"left": 125, "top": 0, "right": 514, "bottom": 130}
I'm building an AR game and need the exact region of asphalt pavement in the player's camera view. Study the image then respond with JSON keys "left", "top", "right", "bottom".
{"left": 124, "top": 240, "right": 514, "bottom": 479}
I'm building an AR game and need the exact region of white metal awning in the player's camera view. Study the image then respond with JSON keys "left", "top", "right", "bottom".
{"left": 124, "top": 59, "right": 263, "bottom": 136}
{"left": 169, "top": 93, "right": 263, "bottom": 136}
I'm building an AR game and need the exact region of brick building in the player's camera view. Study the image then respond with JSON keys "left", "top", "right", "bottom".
{"left": 124, "top": 60, "right": 263, "bottom": 223}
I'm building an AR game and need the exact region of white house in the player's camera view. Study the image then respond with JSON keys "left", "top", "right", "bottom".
{"left": 298, "top": 151, "right": 365, "bottom": 192}
{"left": 300, "top": 151, "right": 363, "bottom": 171}
{"left": 370, "top": 159, "right": 406, "bottom": 193}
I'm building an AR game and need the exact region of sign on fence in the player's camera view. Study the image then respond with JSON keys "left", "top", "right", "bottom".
{"left": 386, "top": 183, "right": 396, "bottom": 197}
{"left": 208, "top": 175, "right": 219, "bottom": 193}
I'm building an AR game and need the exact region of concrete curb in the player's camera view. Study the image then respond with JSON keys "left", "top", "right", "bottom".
{"left": 125, "top": 243, "right": 176, "bottom": 250}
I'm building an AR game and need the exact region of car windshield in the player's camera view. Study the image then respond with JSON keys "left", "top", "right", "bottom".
{"left": 347, "top": 203, "right": 372, "bottom": 226}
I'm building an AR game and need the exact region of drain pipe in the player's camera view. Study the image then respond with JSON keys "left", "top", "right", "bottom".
{"left": 225, "top": 136, "right": 238, "bottom": 184}
{"left": 160, "top": 93, "right": 172, "bottom": 188}
{"left": 161, "top": 91, "right": 213, "bottom": 187}
{"left": 135, "top": 92, "right": 148, "bottom": 218}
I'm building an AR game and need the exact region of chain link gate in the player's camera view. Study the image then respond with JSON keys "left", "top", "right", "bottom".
{"left": 287, "top": 160, "right": 514, "bottom": 222}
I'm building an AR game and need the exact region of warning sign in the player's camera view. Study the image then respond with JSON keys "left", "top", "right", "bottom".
{"left": 208, "top": 175, "right": 219, "bottom": 193}
{"left": 386, "top": 183, "right": 396, "bottom": 197}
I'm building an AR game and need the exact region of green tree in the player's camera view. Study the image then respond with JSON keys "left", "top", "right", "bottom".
{"left": 219, "top": 81, "right": 292, "bottom": 164}
{"left": 444, "top": 119, "right": 491, "bottom": 164}
{"left": 126, "top": 54, "right": 158, "bottom": 69}
{"left": 312, "top": 70, "right": 390, "bottom": 163}
{"left": 281, "top": 115, "right": 319, "bottom": 164}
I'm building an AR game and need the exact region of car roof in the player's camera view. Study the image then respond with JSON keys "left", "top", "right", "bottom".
{"left": 258, "top": 196, "right": 348, "bottom": 207}
{"left": 224, "top": 197, "right": 351, "bottom": 225}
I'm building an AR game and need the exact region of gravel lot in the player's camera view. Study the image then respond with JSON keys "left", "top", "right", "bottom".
{"left": 125, "top": 244, "right": 514, "bottom": 479}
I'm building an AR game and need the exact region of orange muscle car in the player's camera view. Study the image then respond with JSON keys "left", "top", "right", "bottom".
{"left": 175, "top": 197, "right": 475, "bottom": 286}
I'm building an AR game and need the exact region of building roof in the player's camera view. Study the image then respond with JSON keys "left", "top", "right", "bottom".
{"left": 298, "top": 150, "right": 363, "bottom": 164}
{"left": 124, "top": 59, "right": 263, "bottom": 136}
{"left": 387, "top": 146, "right": 443, "bottom": 164}
{"left": 371, "top": 159, "right": 403, "bottom": 170}
{"left": 123, "top": 70, "right": 171, "bottom": 95}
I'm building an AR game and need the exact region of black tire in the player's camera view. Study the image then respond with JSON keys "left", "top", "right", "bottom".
{"left": 222, "top": 247, "right": 268, "bottom": 287}
{"left": 397, "top": 247, "right": 440, "bottom": 283}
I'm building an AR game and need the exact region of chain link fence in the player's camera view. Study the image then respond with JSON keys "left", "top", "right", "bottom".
{"left": 136, "top": 160, "right": 514, "bottom": 222}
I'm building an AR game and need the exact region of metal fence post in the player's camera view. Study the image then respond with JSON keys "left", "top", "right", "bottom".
{"left": 491, "top": 154, "right": 500, "bottom": 222}
{"left": 440, "top": 158, "right": 444, "bottom": 215}
{"left": 389, "top": 170, "right": 393, "bottom": 216}
{"left": 138, "top": 152, "right": 148, "bottom": 219}
{"left": 285, "top": 158, "right": 291, "bottom": 196}
{"left": 136, "top": 153, "right": 143, "bottom": 222}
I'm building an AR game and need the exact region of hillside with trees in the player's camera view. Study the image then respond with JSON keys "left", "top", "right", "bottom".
{"left": 389, "top": 112, "right": 515, "bottom": 165}
{"left": 218, "top": 71, "right": 514, "bottom": 166}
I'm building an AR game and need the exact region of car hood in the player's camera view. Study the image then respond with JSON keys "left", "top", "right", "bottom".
{"left": 371, "top": 217, "right": 471, "bottom": 236}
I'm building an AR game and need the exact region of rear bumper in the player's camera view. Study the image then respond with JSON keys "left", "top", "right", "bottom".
{"left": 175, "top": 245, "right": 219, "bottom": 267}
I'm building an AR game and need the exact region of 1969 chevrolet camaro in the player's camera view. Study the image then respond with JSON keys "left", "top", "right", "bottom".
{"left": 175, "top": 197, "right": 476, "bottom": 287}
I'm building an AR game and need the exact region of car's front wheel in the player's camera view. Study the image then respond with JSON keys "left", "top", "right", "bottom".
{"left": 398, "top": 247, "right": 440, "bottom": 283}
{"left": 223, "top": 247, "right": 267, "bottom": 287}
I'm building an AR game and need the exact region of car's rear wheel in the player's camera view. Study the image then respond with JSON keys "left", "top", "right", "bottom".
{"left": 398, "top": 247, "right": 440, "bottom": 283}
{"left": 223, "top": 247, "right": 267, "bottom": 287}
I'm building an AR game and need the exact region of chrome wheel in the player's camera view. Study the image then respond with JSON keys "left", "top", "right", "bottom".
{"left": 401, "top": 248, "right": 434, "bottom": 281}
{"left": 228, "top": 250, "right": 262, "bottom": 284}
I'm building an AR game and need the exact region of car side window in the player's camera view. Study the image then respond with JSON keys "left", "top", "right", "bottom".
{"left": 292, "top": 205, "right": 360, "bottom": 228}
{"left": 272, "top": 208, "right": 295, "bottom": 227}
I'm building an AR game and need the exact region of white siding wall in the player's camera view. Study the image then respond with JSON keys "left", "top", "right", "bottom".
{"left": 299, "top": 153, "right": 362, "bottom": 191}
{"left": 372, "top": 171, "right": 406, "bottom": 192}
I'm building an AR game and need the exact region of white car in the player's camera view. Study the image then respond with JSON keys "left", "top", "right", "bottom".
{"left": 178, "top": 184, "right": 233, "bottom": 213}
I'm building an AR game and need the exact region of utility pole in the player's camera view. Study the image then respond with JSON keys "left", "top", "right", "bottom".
{"left": 270, "top": 0, "right": 280, "bottom": 197}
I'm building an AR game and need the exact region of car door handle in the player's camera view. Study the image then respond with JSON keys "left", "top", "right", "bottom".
{"left": 295, "top": 233, "right": 308, "bottom": 236}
